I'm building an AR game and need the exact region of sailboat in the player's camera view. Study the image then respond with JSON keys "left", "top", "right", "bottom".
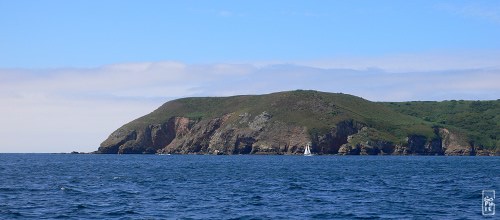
{"left": 304, "top": 143, "right": 313, "bottom": 156}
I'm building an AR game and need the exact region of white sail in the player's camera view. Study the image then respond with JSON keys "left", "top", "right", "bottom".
{"left": 304, "top": 143, "right": 312, "bottom": 156}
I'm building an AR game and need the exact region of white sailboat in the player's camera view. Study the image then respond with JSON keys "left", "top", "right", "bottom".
{"left": 304, "top": 143, "right": 313, "bottom": 156}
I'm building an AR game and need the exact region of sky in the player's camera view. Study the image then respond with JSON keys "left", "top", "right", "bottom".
{"left": 1, "top": 0, "right": 500, "bottom": 152}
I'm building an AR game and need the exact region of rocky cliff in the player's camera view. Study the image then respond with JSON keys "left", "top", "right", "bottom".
{"left": 97, "top": 90, "right": 498, "bottom": 155}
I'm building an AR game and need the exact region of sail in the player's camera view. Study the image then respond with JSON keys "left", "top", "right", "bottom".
{"left": 304, "top": 144, "right": 312, "bottom": 155}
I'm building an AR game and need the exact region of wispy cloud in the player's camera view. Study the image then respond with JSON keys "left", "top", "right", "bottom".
{"left": 188, "top": 8, "right": 246, "bottom": 18}
{"left": 279, "top": 10, "right": 329, "bottom": 18}
{"left": 1, "top": 53, "right": 499, "bottom": 152}
{"left": 296, "top": 51, "right": 500, "bottom": 72}
{"left": 437, "top": 2, "right": 500, "bottom": 24}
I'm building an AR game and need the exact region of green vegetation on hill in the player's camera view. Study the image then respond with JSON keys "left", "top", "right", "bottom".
{"left": 101, "top": 90, "right": 498, "bottom": 155}
{"left": 121, "top": 90, "right": 442, "bottom": 147}
{"left": 383, "top": 100, "right": 499, "bottom": 149}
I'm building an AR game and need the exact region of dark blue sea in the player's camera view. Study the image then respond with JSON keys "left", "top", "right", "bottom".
{"left": 0, "top": 154, "right": 498, "bottom": 219}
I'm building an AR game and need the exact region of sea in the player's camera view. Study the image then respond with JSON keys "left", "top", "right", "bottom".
{"left": 0, "top": 154, "right": 498, "bottom": 219}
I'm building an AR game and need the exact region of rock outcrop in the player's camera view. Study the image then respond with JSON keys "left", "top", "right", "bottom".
{"left": 99, "top": 112, "right": 317, "bottom": 155}
{"left": 439, "top": 128, "right": 472, "bottom": 155}
{"left": 337, "top": 127, "right": 491, "bottom": 156}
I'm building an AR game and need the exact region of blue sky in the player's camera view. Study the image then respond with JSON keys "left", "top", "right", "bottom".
{"left": 2, "top": 0, "right": 500, "bottom": 67}
{"left": 1, "top": 0, "right": 500, "bottom": 152}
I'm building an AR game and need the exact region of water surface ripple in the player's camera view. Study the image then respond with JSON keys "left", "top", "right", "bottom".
{"left": 0, "top": 154, "right": 498, "bottom": 219}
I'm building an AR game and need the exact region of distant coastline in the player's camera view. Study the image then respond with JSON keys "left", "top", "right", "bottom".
{"left": 97, "top": 90, "right": 499, "bottom": 156}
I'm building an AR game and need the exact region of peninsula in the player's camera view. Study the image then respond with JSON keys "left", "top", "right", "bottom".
{"left": 97, "top": 90, "right": 499, "bottom": 155}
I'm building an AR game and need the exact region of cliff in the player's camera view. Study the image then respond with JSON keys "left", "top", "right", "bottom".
{"left": 97, "top": 90, "right": 499, "bottom": 155}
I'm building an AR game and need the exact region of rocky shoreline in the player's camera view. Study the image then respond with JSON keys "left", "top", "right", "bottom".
{"left": 98, "top": 114, "right": 497, "bottom": 156}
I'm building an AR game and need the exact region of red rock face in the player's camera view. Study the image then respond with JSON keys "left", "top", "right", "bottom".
{"left": 98, "top": 112, "right": 319, "bottom": 155}
{"left": 440, "top": 128, "right": 477, "bottom": 156}
{"left": 172, "top": 117, "right": 191, "bottom": 137}
{"left": 161, "top": 112, "right": 312, "bottom": 155}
